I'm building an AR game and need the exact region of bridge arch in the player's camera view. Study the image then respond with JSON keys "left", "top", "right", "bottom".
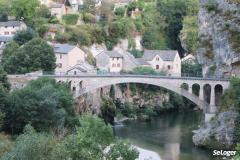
{"left": 71, "top": 77, "right": 209, "bottom": 110}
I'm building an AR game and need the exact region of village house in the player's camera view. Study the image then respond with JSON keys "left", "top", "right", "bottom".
{"left": 50, "top": 3, "right": 67, "bottom": 19}
{"left": 0, "top": 36, "right": 13, "bottom": 48}
{"left": 137, "top": 50, "right": 181, "bottom": 76}
{"left": 45, "top": 24, "right": 65, "bottom": 39}
{"left": 114, "top": 0, "right": 133, "bottom": 8}
{"left": 67, "top": 60, "right": 96, "bottom": 75}
{"left": 96, "top": 51, "right": 123, "bottom": 73}
{"left": 53, "top": 43, "right": 86, "bottom": 72}
{"left": 0, "top": 21, "right": 27, "bottom": 36}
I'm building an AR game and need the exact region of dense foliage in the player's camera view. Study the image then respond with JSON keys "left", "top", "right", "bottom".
{"left": 0, "top": 77, "right": 75, "bottom": 134}
{"left": 181, "top": 60, "right": 202, "bottom": 77}
{"left": 2, "top": 38, "right": 56, "bottom": 74}
{"left": 1, "top": 116, "right": 139, "bottom": 160}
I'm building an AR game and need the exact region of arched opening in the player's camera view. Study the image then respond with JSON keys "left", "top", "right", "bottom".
{"left": 100, "top": 88, "right": 103, "bottom": 97}
{"left": 203, "top": 84, "right": 211, "bottom": 104}
{"left": 72, "top": 86, "right": 76, "bottom": 92}
{"left": 192, "top": 83, "right": 200, "bottom": 97}
{"left": 215, "top": 84, "right": 223, "bottom": 106}
{"left": 181, "top": 83, "right": 189, "bottom": 90}
{"left": 68, "top": 81, "right": 72, "bottom": 89}
{"left": 79, "top": 81, "right": 83, "bottom": 89}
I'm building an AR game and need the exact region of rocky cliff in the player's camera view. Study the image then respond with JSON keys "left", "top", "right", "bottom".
{"left": 197, "top": 0, "right": 240, "bottom": 77}
{"left": 74, "top": 84, "right": 170, "bottom": 114}
{"left": 193, "top": 111, "right": 239, "bottom": 149}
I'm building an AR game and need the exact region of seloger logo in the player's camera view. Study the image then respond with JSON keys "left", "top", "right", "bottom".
{"left": 213, "top": 150, "right": 237, "bottom": 157}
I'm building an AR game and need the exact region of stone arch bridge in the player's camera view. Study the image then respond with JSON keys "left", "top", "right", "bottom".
{"left": 8, "top": 74, "right": 230, "bottom": 115}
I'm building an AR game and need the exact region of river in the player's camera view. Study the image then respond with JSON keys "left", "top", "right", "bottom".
{"left": 114, "top": 110, "right": 217, "bottom": 160}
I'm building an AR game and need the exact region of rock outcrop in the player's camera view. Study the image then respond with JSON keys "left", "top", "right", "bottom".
{"left": 197, "top": 0, "right": 240, "bottom": 77}
{"left": 193, "top": 111, "right": 239, "bottom": 149}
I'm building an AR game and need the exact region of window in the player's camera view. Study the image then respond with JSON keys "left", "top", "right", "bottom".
{"left": 112, "top": 64, "right": 116, "bottom": 67}
{"left": 117, "top": 63, "right": 120, "bottom": 67}
{"left": 60, "top": 55, "right": 62, "bottom": 59}
{"left": 74, "top": 71, "right": 77, "bottom": 75}
{"left": 117, "top": 57, "right": 119, "bottom": 60}
{"left": 11, "top": 32, "right": 15, "bottom": 35}
{"left": 112, "top": 58, "right": 114, "bottom": 61}
{"left": 168, "top": 65, "right": 171, "bottom": 70}
{"left": 156, "top": 65, "right": 159, "bottom": 70}
{"left": 4, "top": 32, "right": 9, "bottom": 35}
{"left": 156, "top": 57, "right": 160, "bottom": 61}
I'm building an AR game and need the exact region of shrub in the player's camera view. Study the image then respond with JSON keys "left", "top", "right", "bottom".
{"left": 114, "top": 7, "right": 126, "bottom": 17}
{"left": 204, "top": 0, "right": 218, "bottom": 12}
{"left": 101, "top": 97, "right": 117, "bottom": 124}
{"left": 62, "top": 14, "right": 79, "bottom": 25}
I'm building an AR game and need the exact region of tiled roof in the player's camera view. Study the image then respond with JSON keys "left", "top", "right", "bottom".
{"left": 0, "top": 21, "right": 23, "bottom": 27}
{"left": 99, "top": 51, "right": 123, "bottom": 58}
{"left": 142, "top": 50, "right": 178, "bottom": 61}
{"left": 0, "top": 36, "right": 13, "bottom": 42}
{"left": 136, "top": 58, "right": 150, "bottom": 65}
{"left": 53, "top": 44, "right": 76, "bottom": 54}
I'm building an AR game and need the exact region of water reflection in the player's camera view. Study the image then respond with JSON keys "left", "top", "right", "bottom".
{"left": 114, "top": 110, "right": 216, "bottom": 160}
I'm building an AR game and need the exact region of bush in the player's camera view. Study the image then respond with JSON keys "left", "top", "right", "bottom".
{"left": 101, "top": 97, "right": 117, "bottom": 124}
{"left": 114, "top": 7, "right": 126, "bottom": 17}
{"left": 62, "top": 14, "right": 79, "bottom": 25}
{"left": 204, "top": 0, "right": 218, "bottom": 12}
{"left": 129, "top": 49, "right": 143, "bottom": 58}
{"left": 82, "top": 12, "right": 96, "bottom": 23}
{"left": 2, "top": 125, "right": 57, "bottom": 160}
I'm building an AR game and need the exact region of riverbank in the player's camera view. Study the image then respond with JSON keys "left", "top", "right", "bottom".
{"left": 134, "top": 146, "right": 161, "bottom": 160}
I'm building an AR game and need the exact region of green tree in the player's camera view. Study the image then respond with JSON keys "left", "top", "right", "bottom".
{"left": 1, "top": 77, "right": 74, "bottom": 134}
{"left": 2, "top": 38, "right": 56, "bottom": 74}
{"left": 13, "top": 28, "right": 37, "bottom": 45}
{"left": 100, "top": 97, "right": 116, "bottom": 125}
{"left": 52, "top": 115, "right": 114, "bottom": 160}
{"left": 181, "top": 60, "right": 202, "bottom": 77}
{"left": 11, "top": 0, "right": 40, "bottom": 21}
{"left": 0, "top": 66, "right": 10, "bottom": 90}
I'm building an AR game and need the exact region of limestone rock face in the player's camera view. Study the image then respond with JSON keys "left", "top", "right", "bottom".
{"left": 193, "top": 111, "right": 239, "bottom": 149}
{"left": 197, "top": 0, "right": 240, "bottom": 77}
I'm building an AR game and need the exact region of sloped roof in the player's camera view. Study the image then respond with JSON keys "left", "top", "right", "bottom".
{"left": 97, "top": 51, "right": 123, "bottom": 58}
{"left": 136, "top": 58, "right": 150, "bottom": 65}
{"left": 0, "top": 36, "right": 13, "bottom": 42}
{"left": 0, "top": 21, "right": 23, "bottom": 27}
{"left": 67, "top": 61, "right": 96, "bottom": 73}
{"left": 142, "top": 50, "right": 178, "bottom": 61}
{"left": 54, "top": 44, "right": 76, "bottom": 54}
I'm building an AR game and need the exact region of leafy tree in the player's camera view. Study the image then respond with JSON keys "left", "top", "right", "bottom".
{"left": 2, "top": 38, "right": 56, "bottom": 74}
{"left": 1, "top": 77, "right": 74, "bottom": 134}
{"left": 0, "top": 0, "right": 11, "bottom": 22}
{"left": 129, "top": 49, "right": 143, "bottom": 58}
{"left": 99, "top": 0, "right": 114, "bottom": 22}
{"left": 13, "top": 28, "right": 37, "bottom": 45}
{"left": 11, "top": 0, "right": 40, "bottom": 21}
{"left": 0, "top": 66, "right": 10, "bottom": 90}
{"left": 181, "top": 60, "right": 202, "bottom": 77}
{"left": 100, "top": 97, "right": 116, "bottom": 125}
{"left": 109, "top": 85, "right": 115, "bottom": 100}
{"left": 52, "top": 115, "right": 114, "bottom": 160}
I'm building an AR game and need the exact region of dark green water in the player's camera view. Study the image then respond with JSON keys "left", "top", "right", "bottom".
{"left": 114, "top": 110, "right": 217, "bottom": 160}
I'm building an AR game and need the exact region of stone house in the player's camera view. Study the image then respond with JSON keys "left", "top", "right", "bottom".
{"left": 53, "top": 43, "right": 86, "bottom": 72}
{"left": 0, "top": 21, "right": 27, "bottom": 36}
{"left": 67, "top": 61, "right": 96, "bottom": 75}
{"left": 96, "top": 51, "right": 123, "bottom": 73}
{"left": 137, "top": 50, "right": 181, "bottom": 76}
{"left": 50, "top": 3, "right": 67, "bottom": 19}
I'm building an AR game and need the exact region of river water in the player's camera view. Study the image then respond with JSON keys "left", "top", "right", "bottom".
{"left": 114, "top": 110, "right": 217, "bottom": 160}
